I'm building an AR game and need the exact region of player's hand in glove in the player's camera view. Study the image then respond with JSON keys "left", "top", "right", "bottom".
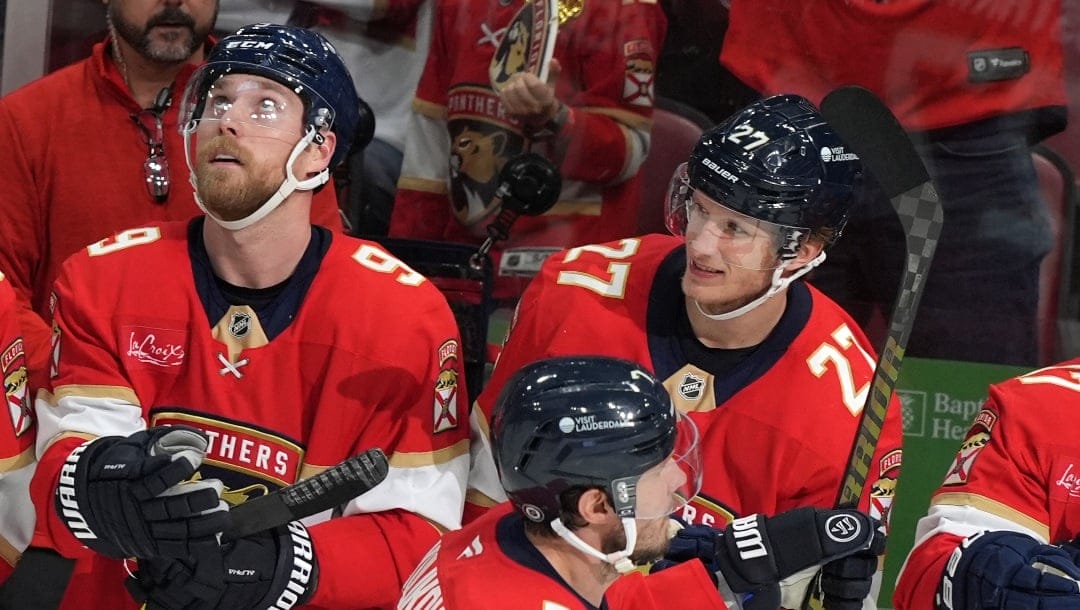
{"left": 652, "top": 507, "right": 884, "bottom": 610}
{"left": 126, "top": 521, "right": 318, "bottom": 610}
{"left": 936, "top": 530, "right": 1080, "bottom": 610}
{"left": 808, "top": 540, "right": 883, "bottom": 610}
{"left": 55, "top": 425, "right": 228, "bottom": 559}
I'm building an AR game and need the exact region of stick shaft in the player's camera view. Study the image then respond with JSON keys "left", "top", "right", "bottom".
{"left": 837, "top": 181, "right": 942, "bottom": 506}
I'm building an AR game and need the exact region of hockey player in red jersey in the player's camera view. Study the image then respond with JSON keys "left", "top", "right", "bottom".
{"left": 401, "top": 356, "right": 885, "bottom": 610}
{"left": 391, "top": 0, "right": 666, "bottom": 298}
{"left": 893, "top": 359, "right": 1080, "bottom": 609}
{"left": 22, "top": 24, "right": 469, "bottom": 610}
{"left": 0, "top": 274, "right": 35, "bottom": 586}
{"left": 469, "top": 94, "right": 903, "bottom": 609}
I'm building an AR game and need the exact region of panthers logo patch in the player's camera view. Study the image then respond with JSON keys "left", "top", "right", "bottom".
{"left": 434, "top": 340, "right": 461, "bottom": 433}
{"left": 942, "top": 409, "right": 997, "bottom": 486}
{"left": 1, "top": 338, "right": 31, "bottom": 437}
{"left": 870, "top": 449, "right": 901, "bottom": 527}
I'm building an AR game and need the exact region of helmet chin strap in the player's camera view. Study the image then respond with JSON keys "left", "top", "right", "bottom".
{"left": 550, "top": 517, "right": 639, "bottom": 574}
{"left": 694, "top": 251, "right": 826, "bottom": 321}
{"left": 183, "top": 126, "right": 330, "bottom": 232}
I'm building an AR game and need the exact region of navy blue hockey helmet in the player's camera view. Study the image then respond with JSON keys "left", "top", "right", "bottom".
{"left": 491, "top": 356, "right": 701, "bottom": 524}
{"left": 666, "top": 94, "right": 861, "bottom": 247}
{"left": 180, "top": 23, "right": 372, "bottom": 168}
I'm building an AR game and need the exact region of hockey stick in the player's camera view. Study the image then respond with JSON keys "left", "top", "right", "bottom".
{"left": 819, "top": 86, "right": 943, "bottom": 509}
{"left": 222, "top": 447, "right": 389, "bottom": 541}
{"left": 0, "top": 448, "right": 389, "bottom": 610}
{"left": 800, "top": 87, "right": 943, "bottom": 610}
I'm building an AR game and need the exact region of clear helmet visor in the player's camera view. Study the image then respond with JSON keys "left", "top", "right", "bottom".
{"left": 624, "top": 412, "right": 703, "bottom": 520}
{"left": 665, "top": 163, "right": 811, "bottom": 270}
{"left": 179, "top": 64, "right": 336, "bottom": 169}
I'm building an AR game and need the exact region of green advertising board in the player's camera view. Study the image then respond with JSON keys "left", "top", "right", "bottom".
{"left": 878, "top": 357, "right": 1031, "bottom": 608}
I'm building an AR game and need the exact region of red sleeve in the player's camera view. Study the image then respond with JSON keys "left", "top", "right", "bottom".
{"left": 28, "top": 256, "right": 146, "bottom": 558}
{"left": 0, "top": 277, "right": 34, "bottom": 462}
{"left": 893, "top": 532, "right": 964, "bottom": 610}
{"left": 0, "top": 102, "right": 52, "bottom": 388}
{"left": 554, "top": 2, "right": 666, "bottom": 184}
{"left": 307, "top": 510, "right": 441, "bottom": 609}
{"left": 860, "top": 392, "right": 904, "bottom": 531}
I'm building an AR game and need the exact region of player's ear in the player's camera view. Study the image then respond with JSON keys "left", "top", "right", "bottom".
{"left": 784, "top": 235, "right": 825, "bottom": 271}
{"left": 576, "top": 488, "right": 615, "bottom": 526}
{"left": 302, "top": 131, "right": 336, "bottom": 178}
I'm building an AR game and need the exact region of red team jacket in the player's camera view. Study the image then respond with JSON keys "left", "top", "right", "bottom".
{"left": 398, "top": 503, "right": 726, "bottom": 610}
{"left": 0, "top": 274, "right": 34, "bottom": 585}
{"left": 0, "top": 38, "right": 345, "bottom": 389}
{"left": 391, "top": 0, "right": 665, "bottom": 298}
{"left": 475, "top": 235, "right": 903, "bottom": 531}
{"left": 720, "top": 1, "right": 1066, "bottom": 134}
{"left": 894, "top": 359, "right": 1080, "bottom": 609}
{"left": 30, "top": 220, "right": 470, "bottom": 609}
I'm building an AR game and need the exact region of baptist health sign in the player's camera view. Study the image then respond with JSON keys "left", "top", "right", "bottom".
{"left": 879, "top": 358, "right": 1030, "bottom": 608}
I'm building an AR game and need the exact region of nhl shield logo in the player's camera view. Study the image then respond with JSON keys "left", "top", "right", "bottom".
{"left": 229, "top": 312, "right": 252, "bottom": 339}
{"left": 678, "top": 372, "right": 705, "bottom": 400}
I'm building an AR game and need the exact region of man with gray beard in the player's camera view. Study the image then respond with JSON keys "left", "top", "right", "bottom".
{"left": 0, "top": 0, "right": 344, "bottom": 393}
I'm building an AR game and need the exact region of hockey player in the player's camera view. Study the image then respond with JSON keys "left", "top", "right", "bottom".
{"left": 401, "top": 356, "right": 885, "bottom": 610}
{"left": 25, "top": 24, "right": 469, "bottom": 610}
{"left": 894, "top": 358, "right": 1080, "bottom": 609}
{"left": 470, "top": 94, "right": 903, "bottom": 609}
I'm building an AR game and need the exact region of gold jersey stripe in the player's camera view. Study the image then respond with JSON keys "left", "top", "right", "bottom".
{"left": 932, "top": 491, "right": 1049, "bottom": 541}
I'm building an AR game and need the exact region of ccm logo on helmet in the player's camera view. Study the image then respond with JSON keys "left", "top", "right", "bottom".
{"left": 225, "top": 41, "right": 275, "bottom": 50}
{"left": 701, "top": 158, "right": 739, "bottom": 183}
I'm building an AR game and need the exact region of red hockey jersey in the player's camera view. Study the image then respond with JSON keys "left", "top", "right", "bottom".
{"left": 392, "top": 0, "right": 666, "bottom": 298}
{"left": 720, "top": 1, "right": 1066, "bottom": 134}
{"left": 0, "top": 273, "right": 34, "bottom": 584}
{"left": 475, "top": 235, "right": 903, "bottom": 529}
{"left": 894, "top": 359, "right": 1080, "bottom": 609}
{"left": 30, "top": 220, "right": 469, "bottom": 609}
{"left": 398, "top": 503, "right": 726, "bottom": 610}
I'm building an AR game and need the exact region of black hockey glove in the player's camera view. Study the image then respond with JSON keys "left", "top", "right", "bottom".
{"left": 653, "top": 507, "right": 884, "bottom": 610}
{"left": 813, "top": 542, "right": 882, "bottom": 610}
{"left": 936, "top": 530, "right": 1080, "bottom": 610}
{"left": 54, "top": 425, "right": 228, "bottom": 559}
{"left": 127, "top": 521, "right": 319, "bottom": 610}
